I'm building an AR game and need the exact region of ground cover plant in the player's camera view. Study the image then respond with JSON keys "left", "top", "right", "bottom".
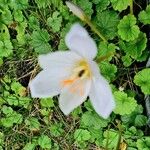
{"left": 0, "top": 0, "right": 150, "bottom": 149}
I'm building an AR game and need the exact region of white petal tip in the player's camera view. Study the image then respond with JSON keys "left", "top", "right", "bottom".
{"left": 100, "top": 100, "right": 116, "bottom": 119}
{"left": 59, "top": 104, "right": 70, "bottom": 116}
{"left": 66, "top": 1, "right": 85, "bottom": 20}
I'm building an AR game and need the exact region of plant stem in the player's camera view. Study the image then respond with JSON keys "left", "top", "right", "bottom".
{"left": 115, "top": 122, "right": 122, "bottom": 150}
{"left": 130, "top": 0, "right": 133, "bottom": 14}
{"left": 85, "top": 16, "right": 107, "bottom": 42}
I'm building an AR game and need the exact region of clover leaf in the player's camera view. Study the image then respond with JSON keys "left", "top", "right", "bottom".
{"left": 118, "top": 14, "right": 140, "bottom": 42}
{"left": 134, "top": 68, "right": 150, "bottom": 95}
{"left": 139, "top": 5, "right": 150, "bottom": 25}
{"left": 95, "top": 10, "right": 119, "bottom": 40}
{"left": 110, "top": 0, "right": 130, "bottom": 11}
{"left": 114, "top": 91, "right": 137, "bottom": 115}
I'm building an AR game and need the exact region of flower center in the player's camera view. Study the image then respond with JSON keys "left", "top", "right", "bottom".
{"left": 61, "top": 59, "right": 91, "bottom": 87}
{"left": 74, "top": 60, "right": 91, "bottom": 79}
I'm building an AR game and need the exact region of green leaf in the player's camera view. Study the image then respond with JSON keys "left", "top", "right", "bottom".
{"left": 0, "top": 40, "right": 13, "bottom": 58}
{"left": 0, "top": 8, "right": 13, "bottom": 25}
{"left": 16, "top": 21, "right": 27, "bottom": 44}
{"left": 1, "top": 106, "right": 23, "bottom": 127}
{"left": 99, "top": 61, "right": 117, "bottom": 81}
{"left": 137, "top": 137, "right": 150, "bottom": 150}
{"left": 122, "top": 54, "right": 132, "bottom": 67}
{"left": 95, "top": 0, "right": 110, "bottom": 12}
{"left": 0, "top": 24, "right": 10, "bottom": 40}
{"left": 121, "top": 105, "right": 144, "bottom": 126}
{"left": 38, "top": 135, "right": 51, "bottom": 149}
{"left": 9, "top": 0, "right": 28, "bottom": 10}
{"left": 40, "top": 98, "right": 54, "bottom": 108}
{"left": 119, "top": 32, "right": 147, "bottom": 59}
{"left": 11, "top": 81, "right": 26, "bottom": 96}
{"left": 6, "top": 96, "right": 31, "bottom": 108}
{"left": 98, "top": 42, "right": 116, "bottom": 61}
{"left": 30, "top": 29, "right": 51, "bottom": 54}
{"left": 110, "top": 0, "right": 130, "bottom": 11}
{"left": 47, "top": 11, "right": 62, "bottom": 32}
{"left": 13, "top": 10, "right": 24, "bottom": 22}
{"left": 58, "top": 23, "right": 72, "bottom": 50}
{"left": 114, "top": 91, "right": 137, "bottom": 115}
{"left": 134, "top": 115, "right": 147, "bottom": 127}
{"left": 25, "top": 117, "right": 40, "bottom": 131}
{"left": 23, "top": 142, "right": 36, "bottom": 150}
{"left": 95, "top": 10, "right": 119, "bottom": 40}
{"left": 35, "top": 0, "right": 51, "bottom": 8}
{"left": 0, "top": 132, "right": 4, "bottom": 146}
{"left": 81, "top": 111, "right": 109, "bottom": 129}
{"left": 118, "top": 14, "right": 140, "bottom": 42}
{"left": 138, "top": 5, "right": 150, "bottom": 25}
{"left": 103, "top": 129, "right": 119, "bottom": 149}
{"left": 76, "top": 0, "right": 93, "bottom": 18}
{"left": 74, "top": 129, "right": 91, "bottom": 142}
{"left": 28, "top": 15, "right": 40, "bottom": 30}
{"left": 50, "top": 123, "right": 64, "bottom": 137}
{"left": 134, "top": 68, "right": 150, "bottom": 94}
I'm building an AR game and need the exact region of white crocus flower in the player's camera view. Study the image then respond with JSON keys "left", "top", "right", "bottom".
{"left": 29, "top": 23, "right": 115, "bottom": 119}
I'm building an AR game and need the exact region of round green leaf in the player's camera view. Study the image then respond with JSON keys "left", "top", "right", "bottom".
{"left": 139, "top": 5, "right": 150, "bottom": 25}
{"left": 74, "top": 129, "right": 91, "bottom": 142}
{"left": 114, "top": 91, "right": 137, "bottom": 115}
{"left": 134, "top": 68, "right": 150, "bottom": 94}
{"left": 110, "top": 0, "right": 130, "bottom": 12}
{"left": 95, "top": 10, "right": 119, "bottom": 40}
{"left": 118, "top": 14, "right": 140, "bottom": 42}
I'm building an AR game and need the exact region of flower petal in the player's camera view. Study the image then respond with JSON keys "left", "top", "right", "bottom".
{"left": 29, "top": 69, "right": 69, "bottom": 98}
{"left": 38, "top": 51, "right": 81, "bottom": 70}
{"left": 89, "top": 61, "right": 115, "bottom": 119}
{"left": 65, "top": 23, "right": 97, "bottom": 60}
{"left": 66, "top": 1, "right": 85, "bottom": 21}
{"left": 59, "top": 79, "right": 91, "bottom": 115}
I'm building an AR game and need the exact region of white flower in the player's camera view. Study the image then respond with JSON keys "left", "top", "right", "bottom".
{"left": 66, "top": 1, "right": 85, "bottom": 21}
{"left": 29, "top": 23, "right": 115, "bottom": 119}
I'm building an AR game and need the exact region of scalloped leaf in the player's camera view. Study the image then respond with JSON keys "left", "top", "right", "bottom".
{"left": 134, "top": 68, "right": 150, "bottom": 95}
{"left": 119, "top": 32, "right": 147, "bottom": 59}
{"left": 81, "top": 111, "right": 109, "bottom": 129}
{"left": 114, "top": 91, "right": 137, "bottom": 115}
{"left": 95, "top": 10, "right": 119, "bottom": 40}
{"left": 138, "top": 5, "right": 150, "bottom": 25}
{"left": 98, "top": 42, "right": 117, "bottom": 61}
{"left": 95, "top": 0, "right": 110, "bottom": 12}
{"left": 137, "top": 137, "right": 150, "bottom": 150}
{"left": 110, "top": 0, "right": 130, "bottom": 12}
{"left": 30, "top": 29, "right": 51, "bottom": 54}
{"left": 118, "top": 14, "right": 140, "bottom": 42}
{"left": 99, "top": 61, "right": 117, "bottom": 81}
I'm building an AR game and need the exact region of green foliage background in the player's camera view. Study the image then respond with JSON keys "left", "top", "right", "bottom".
{"left": 0, "top": 0, "right": 150, "bottom": 149}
